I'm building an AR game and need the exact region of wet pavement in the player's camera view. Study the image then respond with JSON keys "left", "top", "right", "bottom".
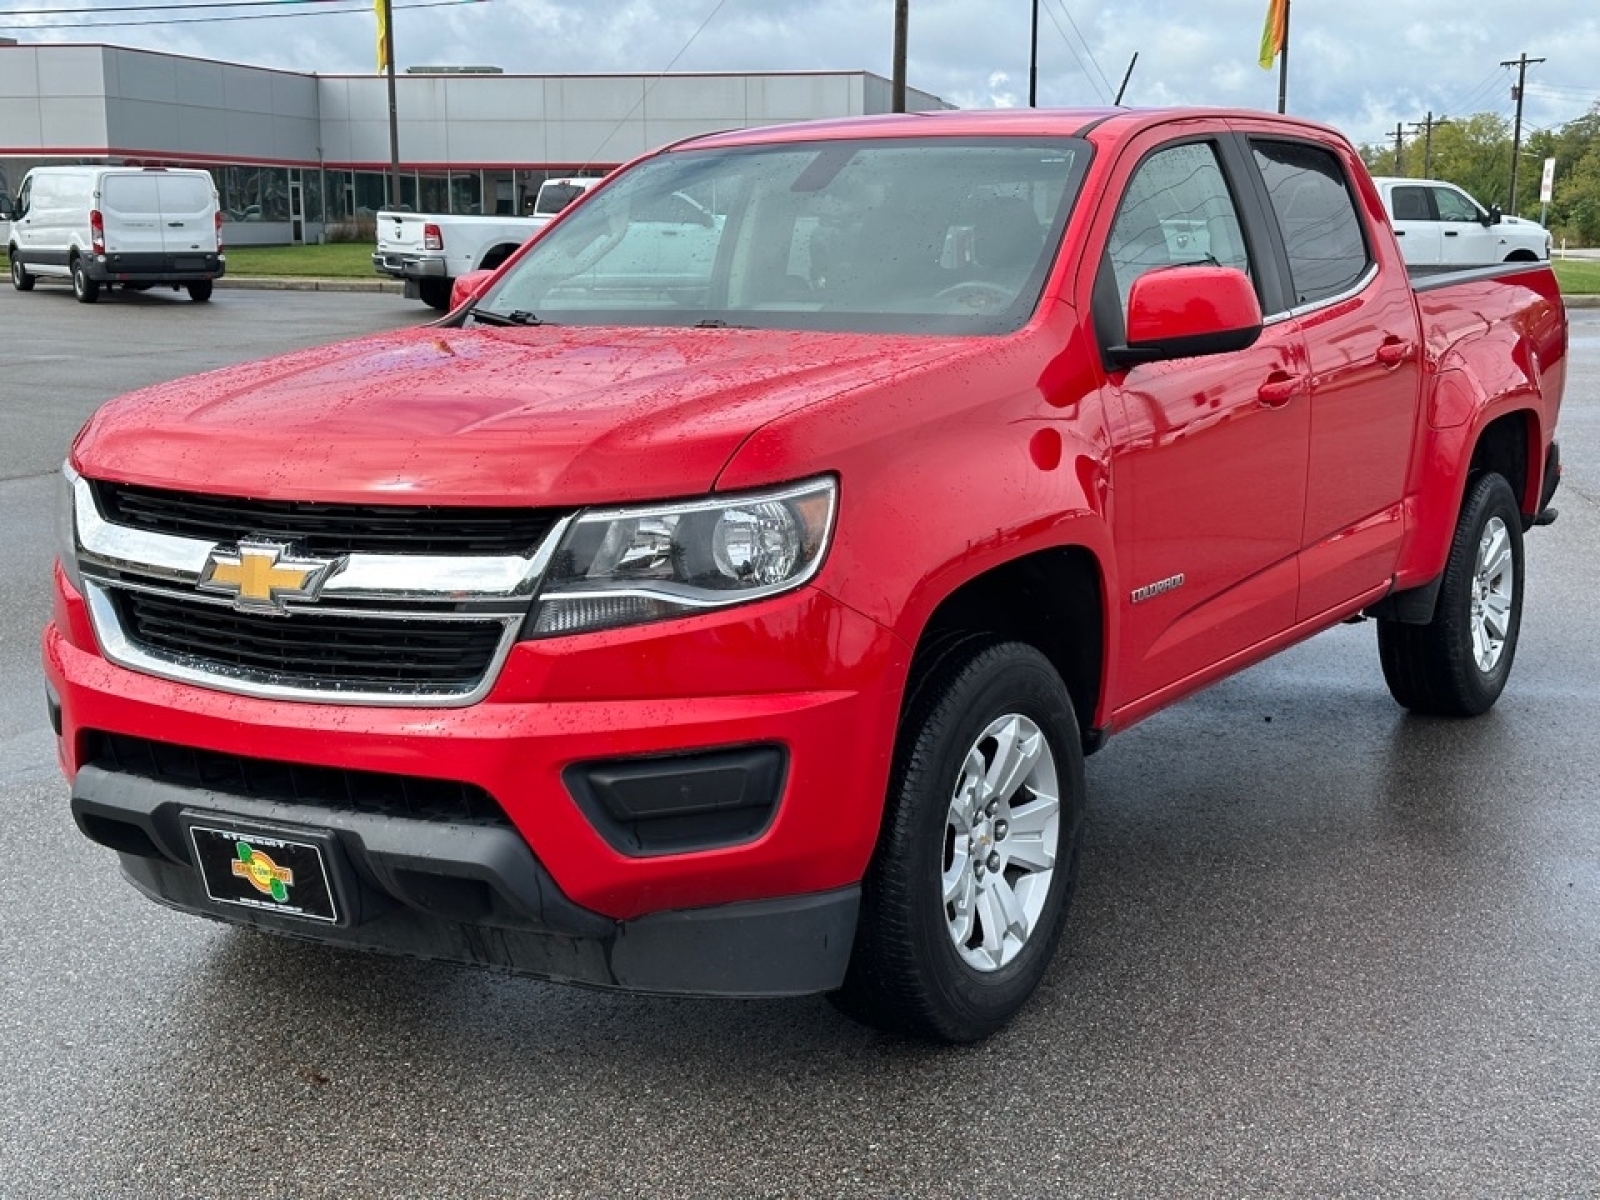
{"left": 1, "top": 286, "right": 1596, "bottom": 1197}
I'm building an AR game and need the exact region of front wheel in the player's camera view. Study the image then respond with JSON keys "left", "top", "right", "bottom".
{"left": 418, "top": 278, "right": 451, "bottom": 310}
{"left": 831, "top": 640, "right": 1085, "bottom": 1042}
{"left": 71, "top": 257, "right": 100, "bottom": 303}
{"left": 9, "top": 251, "right": 34, "bottom": 292}
{"left": 1378, "top": 472, "right": 1525, "bottom": 716}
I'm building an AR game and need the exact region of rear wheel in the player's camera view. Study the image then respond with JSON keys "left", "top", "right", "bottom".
{"left": 418, "top": 278, "right": 451, "bottom": 310}
{"left": 8, "top": 251, "right": 34, "bottom": 292}
{"left": 831, "top": 640, "right": 1085, "bottom": 1042}
{"left": 1378, "top": 472, "right": 1524, "bottom": 716}
{"left": 187, "top": 280, "right": 214, "bottom": 302}
{"left": 71, "top": 256, "right": 99, "bottom": 303}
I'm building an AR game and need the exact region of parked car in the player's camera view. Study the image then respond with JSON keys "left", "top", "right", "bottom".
{"left": 48, "top": 109, "right": 1566, "bottom": 1042}
{"left": 373, "top": 176, "right": 602, "bottom": 309}
{"left": 5, "top": 166, "right": 225, "bottom": 302}
{"left": 1373, "top": 176, "right": 1551, "bottom": 267}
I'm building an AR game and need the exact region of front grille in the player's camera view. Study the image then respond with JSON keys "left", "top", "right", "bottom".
{"left": 116, "top": 590, "right": 506, "bottom": 693}
{"left": 93, "top": 480, "right": 564, "bottom": 556}
{"left": 84, "top": 731, "right": 511, "bottom": 826}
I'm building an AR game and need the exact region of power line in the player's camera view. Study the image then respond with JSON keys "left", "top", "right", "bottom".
{"left": 3, "top": 0, "right": 359, "bottom": 15}
{"left": 1038, "top": 0, "right": 1106, "bottom": 102}
{"left": 1050, "top": 0, "right": 1114, "bottom": 99}
{"left": 0, "top": 0, "right": 480, "bottom": 27}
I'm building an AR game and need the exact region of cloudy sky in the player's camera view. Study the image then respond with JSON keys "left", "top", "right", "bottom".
{"left": 6, "top": 0, "right": 1597, "bottom": 148}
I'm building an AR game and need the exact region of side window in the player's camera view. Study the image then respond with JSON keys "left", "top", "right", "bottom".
{"left": 1252, "top": 140, "right": 1370, "bottom": 306}
{"left": 15, "top": 179, "right": 30, "bottom": 218}
{"left": 1107, "top": 141, "right": 1253, "bottom": 313}
{"left": 1431, "top": 187, "right": 1480, "bottom": 223}
{"left": 1390, "top": 186, "right": 1432, "bottom": 221}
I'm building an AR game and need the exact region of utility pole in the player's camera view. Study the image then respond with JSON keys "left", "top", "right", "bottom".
{"left": 1500, "top": 52, "right": 1545, "bottom": 216}
{"left": 892, "top": 0, "right": 908, "bottom": 113}
{"left": 1409, "top": 112, "right": 1450, "bottom": 177}
{"left": 1028, "top": 0, "right": 1038, "bottom": 108}
{"left": 382, "top": 0, "right": 400, "bottom": 207}
{"left": 1392, "top": 122, "right": 1406, "bottom": 175}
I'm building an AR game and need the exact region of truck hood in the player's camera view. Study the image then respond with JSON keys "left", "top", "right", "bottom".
{"left": 72, "top": 324, "right": 971, "bottom": 505}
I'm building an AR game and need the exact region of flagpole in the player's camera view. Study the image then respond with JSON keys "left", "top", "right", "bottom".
{"left": 1277, "top": 0, "right": 1290, "bottom": 113}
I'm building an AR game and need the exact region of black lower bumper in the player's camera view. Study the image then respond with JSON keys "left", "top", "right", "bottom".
{"left": 88, "top": 252, "right": 225, "bottom": 283}
{"left": 70, "top": 764, "right": 858, "bottom": 998}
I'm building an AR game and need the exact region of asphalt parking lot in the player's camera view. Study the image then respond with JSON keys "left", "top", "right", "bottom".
{"left": 1, "top": 283, "right": 1597, "bottom": 1198}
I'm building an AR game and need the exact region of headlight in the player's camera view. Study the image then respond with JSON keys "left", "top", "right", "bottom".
{"left": 56, "top": 461, "right": 84, "bottom": 593}
{"left": 527, "top": 476, "right": 837, "bottom": 637}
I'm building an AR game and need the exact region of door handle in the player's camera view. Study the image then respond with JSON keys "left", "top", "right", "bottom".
{"left": 1394, "top": 229, "right": 1406, "bottom": 236}
{"left": 1444, "top": 230, "right": 1460, "bottom": 237}
{"left": 1257, "top": 373, "right": 1305, "bottom": 407}
{"left": 1376, "top": 339, "right": 1414, "bottom": 367}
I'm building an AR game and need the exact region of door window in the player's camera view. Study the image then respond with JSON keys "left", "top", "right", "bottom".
{"left": 1430, "top": 186, "right": 1480, "bottom": 222}
{"left": 1106, "top": 141, "right": 1253, "bottom": 312}
{"left": 1390, "top": 186, "right": 1431, "bottom": 221}
{"left": 1252, "top": 140, "right": 1369, "bottom": 305}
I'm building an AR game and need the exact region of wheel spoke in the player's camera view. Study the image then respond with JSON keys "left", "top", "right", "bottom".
{"left": 988, "top": 873, "right": 1030, "bottom": 943}
{"left": 945, "top": 861, "right": 975, "bottom": 946}
{"left": 1005, "top": 791, "right": 1060, "bottom": 873}
{"left": 943, "top": 847, "right": 972, "bottom": 907}
{"left": 985, "top": 716, "right": 1042, "bottom": 805}
{"left": 975, "top": 886, "right": 1008, "bottom": 970}
{"left": 1479, "top": 523, "right": 1511, "bottom": 581}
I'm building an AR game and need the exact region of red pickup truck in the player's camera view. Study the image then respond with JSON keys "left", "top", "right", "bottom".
{"left": 45, "top": 108, "right": 1565, "bottom": 1042}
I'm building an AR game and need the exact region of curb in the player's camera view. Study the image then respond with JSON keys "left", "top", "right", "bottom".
{"left": 217, "top": 276, "right": 405, "bottom": 294}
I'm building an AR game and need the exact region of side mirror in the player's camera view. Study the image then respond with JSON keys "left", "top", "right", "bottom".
{"left": 450, "top": 268, "right": 496, "bottom": 310}
{"left": 1485, "top": 204, "right": 1503, "bottom": 227}
{"left": 0, "top": 198, "right": 11, "bottom": 220}
{"left": 1108, "top": 265, "right": 1264, "bottom": 369}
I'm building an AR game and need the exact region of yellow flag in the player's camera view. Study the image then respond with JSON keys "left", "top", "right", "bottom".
{"left": 375, "top": 0, "right": 389, "bottom": 73}
{"left": 1259, "top": 0, "right": 1287, "bottom": 69}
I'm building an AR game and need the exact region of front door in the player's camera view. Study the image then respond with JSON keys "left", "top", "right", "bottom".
{"left": 1096, "top": 136, "right": 1311, "bottom": 710}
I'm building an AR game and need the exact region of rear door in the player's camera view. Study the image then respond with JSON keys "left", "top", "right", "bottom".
{"left": 1241, "top": 133, "right": 1424, "bottom": 621}
{"left": 1386, "top": 183, "right": 1442, "bottom": 265}
{"left": 99, "top": 173, "right": 165, "bottom": 258}
{"left": 156, "top": 173, "right": 217, "bottom": 255}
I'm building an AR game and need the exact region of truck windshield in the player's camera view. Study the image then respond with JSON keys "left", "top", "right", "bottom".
{"left": 478, "top": 137, "right": 1090, "bottom": 335}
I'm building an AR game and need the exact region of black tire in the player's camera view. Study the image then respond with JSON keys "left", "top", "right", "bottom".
{"left": 71, "top": 256, "right": 100, "bottom": 303}
{"left": 831, "top": 639, "right": 1086, "bottom": 1042}
{"left": 8, "top": 251, "right": 34, "bottom": 292}
{"left": 187, "top": 280, "right": 214, "bottom": 302}
{"left": 1378, "top": 472, "right": 1524, "bottom": 716}
{"left": 418, "top": 278, "right": 451, "bottom": 310}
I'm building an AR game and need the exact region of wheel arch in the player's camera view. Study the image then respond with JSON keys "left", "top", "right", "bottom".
{"left": 477, "top": 243, "right": 521, "bottom": 272}
{"left": 903, "top": 546, "right": 1108, "bottom": 753}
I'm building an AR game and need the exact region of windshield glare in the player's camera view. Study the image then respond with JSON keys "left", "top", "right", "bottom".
{"left": 478, "top": 137, "right": 1089, "bottom": 335}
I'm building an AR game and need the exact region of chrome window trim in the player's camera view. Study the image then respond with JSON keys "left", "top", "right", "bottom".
{"left": 1285, "top": 261, "right": 1377, "bottom": 321}
{"left": 83, "top": 581, "right": 523, "bottom": 708}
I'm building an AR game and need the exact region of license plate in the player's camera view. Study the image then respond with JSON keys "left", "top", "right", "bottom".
{"left": 188, "top": 823, "right": 341, "bottom": 923}
{"left": 174, "top": 257, "right": 204, "bottom": 271}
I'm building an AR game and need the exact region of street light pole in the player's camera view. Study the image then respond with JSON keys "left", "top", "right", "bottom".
{"left": 891, "top": 0, "right": 908, "bottom": 112}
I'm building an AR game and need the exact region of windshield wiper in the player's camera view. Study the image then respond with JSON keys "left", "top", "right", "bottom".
{"left": 693, "top": 318, "right": 751, "bottom": 329}
{"left": 472, "top": 308, "right": 549, "bottom": 326}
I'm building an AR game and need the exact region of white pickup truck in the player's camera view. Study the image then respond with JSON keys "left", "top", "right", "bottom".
{"left": 373, "top": 176, "right": 601, "bottom": 309}
{"left": 1373, "top": 176, "right": 1551, "bottom": 268}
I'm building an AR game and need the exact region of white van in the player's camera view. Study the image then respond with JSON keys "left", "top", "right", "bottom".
{"left": 4, "top": 166, "right": 225, "bottom": 303}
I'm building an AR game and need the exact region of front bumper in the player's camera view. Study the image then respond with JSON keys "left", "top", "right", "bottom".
{"left": 45, "top": 570, "right": 906, "bottom": 995}
{"left": 372, "top": 251, "right": 447, "bottom": 280}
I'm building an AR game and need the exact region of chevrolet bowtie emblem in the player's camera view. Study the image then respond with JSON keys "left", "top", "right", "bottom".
{"left": 198, "top": 541, "right": 342, "bottom": 614}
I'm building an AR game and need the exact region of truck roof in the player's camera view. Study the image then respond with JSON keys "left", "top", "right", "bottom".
{"left": 675, "top": 106, "right": 1352, "bottom": 153}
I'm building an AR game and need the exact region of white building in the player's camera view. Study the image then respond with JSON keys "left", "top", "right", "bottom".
{"left": 0, "top": 42, "right": 949, "bottom": 245}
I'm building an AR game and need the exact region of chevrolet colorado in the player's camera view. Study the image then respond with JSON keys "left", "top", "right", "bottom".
{"left": 46, "top": 108, "right": 1566, "bottom": 1042}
